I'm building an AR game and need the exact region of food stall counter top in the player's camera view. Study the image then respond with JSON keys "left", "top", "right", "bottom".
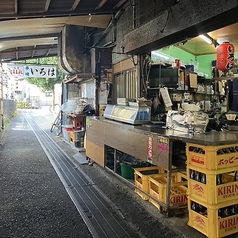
{"left": 91, "top": 117, "right": 238, "bottom": 146}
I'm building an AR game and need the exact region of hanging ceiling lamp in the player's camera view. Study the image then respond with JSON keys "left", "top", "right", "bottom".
{"left": 216, "top": 42, "right": 235, "bottom": 72}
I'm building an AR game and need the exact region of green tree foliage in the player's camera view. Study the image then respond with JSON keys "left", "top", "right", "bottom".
{"left": 22, "top": 57, "right": 65, "bottom": 92}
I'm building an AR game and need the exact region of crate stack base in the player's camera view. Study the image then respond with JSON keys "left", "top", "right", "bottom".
{"left": 148, "top": 173, "right": 187, "bottom": 211}
{"left": 186, "top": 142, "right": 238, "bottom": 238}
{"left": 134, "top": 166, "right": 166, "bottom": 200}
{"left": 188, "top": 199, "right": 238, "bottom": 238}
{"left": 134, "top": 166, "right": 188, "bottom": 212}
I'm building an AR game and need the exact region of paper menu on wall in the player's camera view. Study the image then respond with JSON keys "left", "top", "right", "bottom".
{"left": 189, "top": 73, "right": 197, "bottom": 88}
{"left": 160, "top": 87, "right": 173, "bottom": 107}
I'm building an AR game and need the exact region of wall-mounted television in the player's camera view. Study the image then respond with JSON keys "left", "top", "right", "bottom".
{"left": 149, "top": 65, "right": 179, "bottom": 88}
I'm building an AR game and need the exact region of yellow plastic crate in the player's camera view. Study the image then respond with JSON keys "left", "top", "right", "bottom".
{"left": 188, "top": 198, "right": 238, "bottom": 238}
{"left": 187, "top": 164, "right": 238, "bottom": 205}
{"left": 148, "top": 173, "right": 188, "bottom": 210}
{"left": 186, "top": 143, "right": 238, "bottom": 170}
{"left": 134, "top": 166, "right": 167, "bottom": 200}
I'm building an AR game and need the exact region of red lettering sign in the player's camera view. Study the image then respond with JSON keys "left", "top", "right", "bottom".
{"left": 218, "top": 184, "right": 238, "bottom": 196}
{"left": 170, "top": 195, "right": 187, "bottom": 205}
{"left": 191, "top": 156, "right": 204, "bottom": 165}
{"left": 220, "top": 217, "right": 238, "bottom": 230}
{"left": 147, "top": 136, "right": 153, "bottom": 159}
{"left": 218, "top": 156, "right": 238, "bottom": 166}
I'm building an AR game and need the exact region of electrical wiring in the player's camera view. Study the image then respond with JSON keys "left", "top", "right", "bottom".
{"left": 160, "top": 9, "right": 171, "bottom": 33}
{"left": 129, "top": 0, "right": 139, "bottom": 7}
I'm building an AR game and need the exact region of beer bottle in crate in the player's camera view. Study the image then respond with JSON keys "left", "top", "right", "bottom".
{"left": 216, "top": 174, "right": 222, "bottom": 185}
{"left": 200, "top": 173, "right": 206, "bottom": 184}
{"left": 217, "top": 149, "right": 225, "bottom": 155}
{"left": 221, "top": 207, "right": 230, "bottom": 218}
{"left": 195, "top": 171, "right": 200, "bottom": 182}
{"left": 198, "top": 204, "right": 206, "bottom": 214}
{"left": 230, "top": 147, "right": 237, "bottom": 153}
{"left": 190, "top": 169, "right": 195, "bottom": 180}
{"left": 191, "top": 201, "right": 199, "bottom": 212}
{"left": 225, "top": 148, "right": 231, "bottom": 154}
{"left": 189, "top": 146, "right": 195, "bottom": 152}
{"left": 234, "top": 171, "right": 238, "bottom": 181}
{"left": 230, "top": 205, "right": 237, "bottom": 216}
{"left": 199, "top": 149, "right": 205, "bottom": 154}
{"left": 218, "top": 208, "right": 222, "bottom": 217}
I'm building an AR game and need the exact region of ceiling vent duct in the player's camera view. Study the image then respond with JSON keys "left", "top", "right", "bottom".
{"left": 58, "top": 25, "right": 91, "bottom": 75}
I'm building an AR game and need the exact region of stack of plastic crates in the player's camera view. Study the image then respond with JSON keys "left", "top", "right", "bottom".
{"left": 186, "top": 143, "right": 238, "bottom": 238}
{"left": 148, "top": 171, "right": 188, "bottom": 211}
{"left": 134, "top": 166, "right": 188, "bottom": 211}
{"left": 134, "top": 166, "right": 166, "bottom": 200}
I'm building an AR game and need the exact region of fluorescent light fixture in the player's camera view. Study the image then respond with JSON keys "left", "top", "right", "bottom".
{"left": 199, "top": 34, "right": 212, "bottom": 44}
{"left": 152, "top": 51, "right": 170, "bottom": 60}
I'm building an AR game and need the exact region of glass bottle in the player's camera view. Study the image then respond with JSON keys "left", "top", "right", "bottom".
{"left": 190, "top": 169, "right": 195, "bottom": 180}
{"left": 230, "top": 205, "right": 237, "bottom": 216}
{"left": 198, "top": 204, "right": 206, "bottom": 214}
{"left": 221, "top": 207, "right": 230, "bottom": 218}
{"left": 191, "top": 202, "right": 199, "bottom": 212}
{"left": 218, "top": 209, "right": 222, "bottom": 217}
{"left": 216, "top": 174, "right": 222, "bottom": 185}
{"left": 200, "top": 173, "right": 206, "bottom": 184}
{"left": 234, "top": 171, "right": 238, "bottom": 181}
{"left": 195, "top": 171, "right": 200, "bottom": 182}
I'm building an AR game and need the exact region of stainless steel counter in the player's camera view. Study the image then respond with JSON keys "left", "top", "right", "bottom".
{"left": 99, "top": 118, "right": 238, "bottom": 146}
{"left": 86, "top": 117, "right": 238, "bottom": 213}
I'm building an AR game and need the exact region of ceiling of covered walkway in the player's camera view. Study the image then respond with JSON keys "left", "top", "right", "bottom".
{"left": 1, "top": 1, "right": 238, "bottom": 64}
{"left": 0, "top": 0, "right": 128, "bottom": 62}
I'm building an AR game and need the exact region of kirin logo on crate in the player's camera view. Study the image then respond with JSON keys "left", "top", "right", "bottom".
{"left": 218, "top": 184, "right": 238, "bottom": 199}
{"left": 220, "top": 217, "right": 238, "bottom": 232}
{"left": 151, "top": 192, "right": 158, "bottom": 200}
{"left": 191, "top": 156, "right": 204, "bottom": 165}
{"left": 170, "top": 194, "right": 188, "bottom": 205}
{"left": 193, "top": 184, "right": 204, "bottom": 195}
{"left": 136, "top": 183, "right": 142, "bottom": 190}
{"left": 194, "top": 215, "right": 206, "bottom": 230}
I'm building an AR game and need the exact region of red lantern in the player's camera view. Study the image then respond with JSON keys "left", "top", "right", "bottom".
{"left": 216, "top": 42, "right": 235, "bottom": 71}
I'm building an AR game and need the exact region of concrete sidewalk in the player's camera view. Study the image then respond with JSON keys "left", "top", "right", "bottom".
{"left": 0, "top": 109, "right": 93, "bottom": 238}
{"left": 20, "top": 108, "right": 238, "bottom": 238}
{"left": 31, "top": 107, "right": 205, "bottom": 238}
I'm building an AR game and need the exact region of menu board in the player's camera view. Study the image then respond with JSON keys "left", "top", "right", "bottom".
{"left": 156, "top": 136, "right": 170, "bottom": 169}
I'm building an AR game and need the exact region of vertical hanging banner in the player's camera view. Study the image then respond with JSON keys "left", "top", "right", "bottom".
{"left": 147, "top": 135, "right": 153, "bottom": 164}
{"left": 24, "top": 65, "right": 56, "bottom": 78}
